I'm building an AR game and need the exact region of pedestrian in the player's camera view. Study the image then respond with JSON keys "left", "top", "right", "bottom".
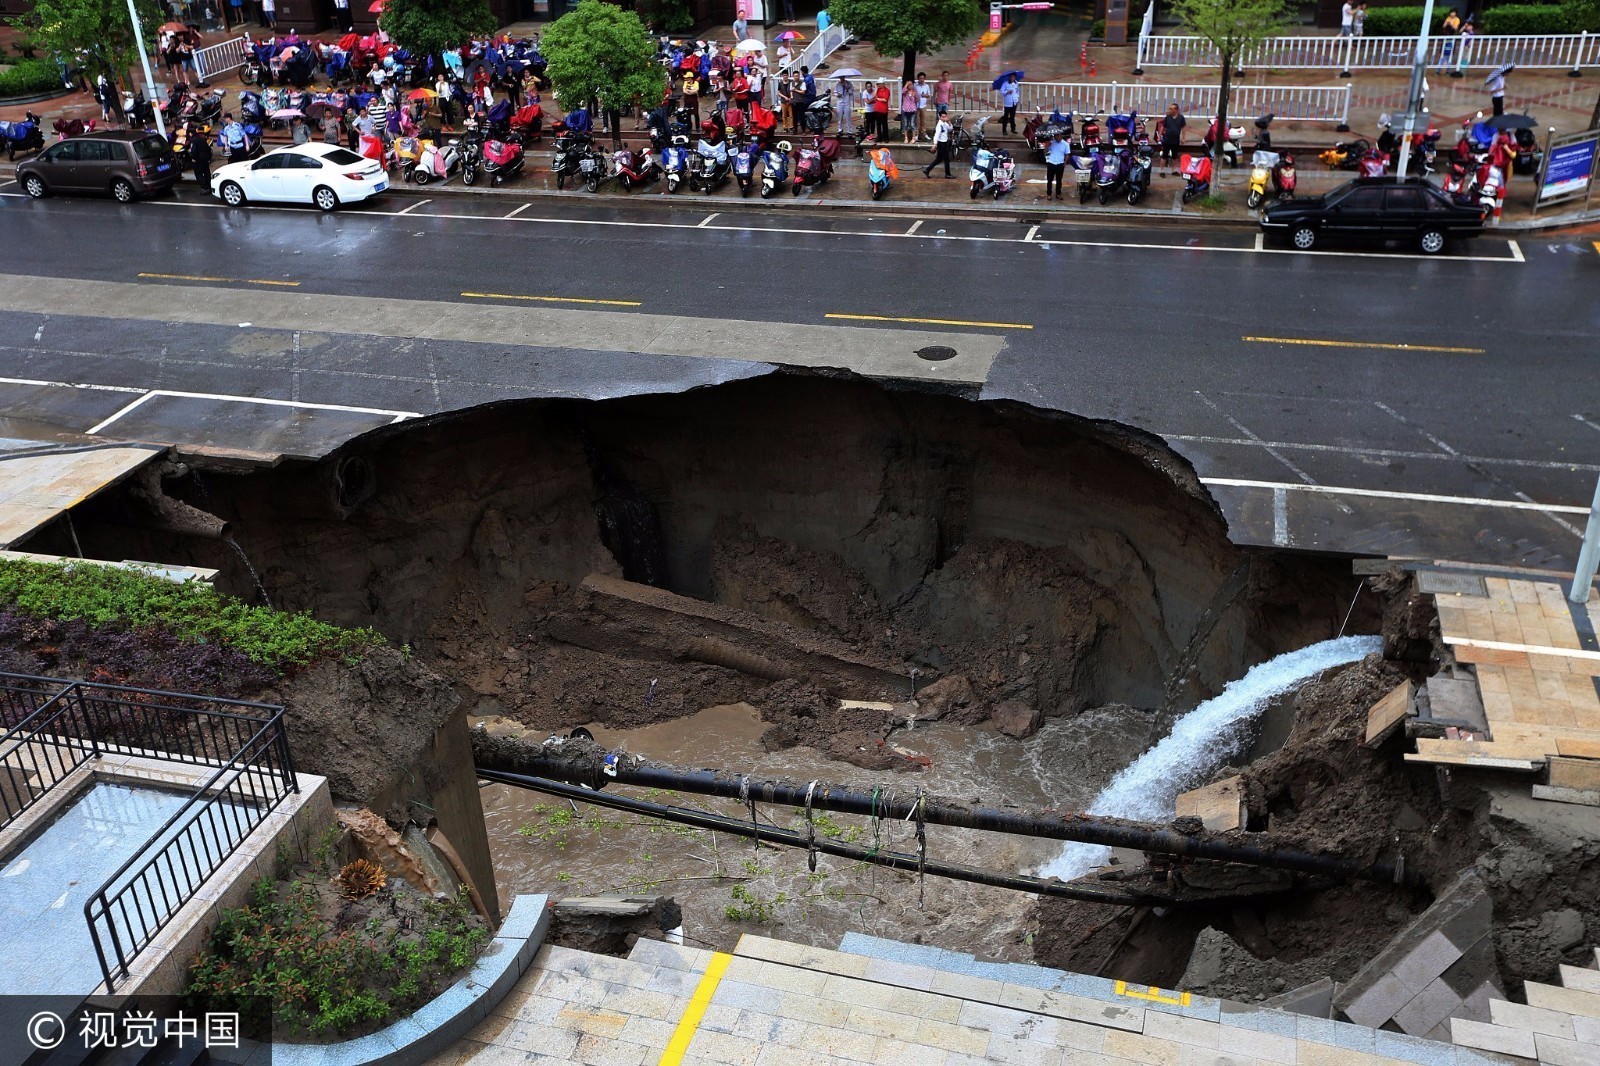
{"left": 190, "top": 126, "right": 213, "bottom": 185}
{"left": 1160, "top": 102, "right": 1184, "bottom": 172}
{"left": 345, "top": 104, "right": 362, "bottom": 148}
{"left": 177, "top": 39, "right": 195, "bottom": 87}
{"left": 779, "top": 72, "right": 796, "bottom": 132}
{"left": 923, "top": 110, "right": 953, "bottom": 177}
{"left": 914, "top": 72, "right": 931, "bottom": 140}
{"left": 783, "top": 0, "right": 795, "bottom": 21}
{"left": 333, "top": 0, "right": 351, "bottom": 32}
{"left": 800, "top": 65, "right": 817, "bottom": 114}
{"left": 835, "top": 76, "right": 856, "bottom": 136}
{"left": 1456, "top": 19, "right": 1474, "bottom": 77}
{"left": 436, "top": 73, "right": 455, "bottom": 129}
{"left": 1339, "top": 0, "right": 1353, "bottom": 36}
{"left": 871, "top": 80, "right": 891, "bottom": 140}
{"left": 221, "top": 112, "right": 248, "bottom": 162}
{"left": 1439, "top": 9, "right": 1460, "bottom": 74}
{"left": 732, "top": 7, "right": 748, "bottom": 43}
{"left": 776, "top": 40, "right": 793, "bottom": 68}
{"left": 934, "top": 71, "right": 952, "bottom": 118}
{"left": 1043, "top": 128, "right": 1068, "bottom": 199}
{"left": 321, "top": 109, "right": 341, "bottom": 144}
{"left": 366, "top": 94, "right": 388, "bottom": 135}
{"left": 1487, "top": 62, "right": 1511, "bottom": 116}
{"left": 899, "top": 80, "right": 918, "bottom": 142}
{"left": 93, "top": 74, "right": 119, "bottom": 125}
{"left": 682, "top": 69, "right": 701, "bottom": 126}
{"left": 261, "top": 0, "right": 276, "bottom": 29}
{"left": 999, "top": 73, "right": 1020, "bottom": 134}
{"left": 290, "top": 115, "right": 310, "bottom": 144}
{"left": 1353, "top": 2, "right": 1366, "bottom": 37}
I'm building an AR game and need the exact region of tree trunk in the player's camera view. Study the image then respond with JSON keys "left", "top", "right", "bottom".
{"left": 1213, "top": 52, "right": 1232, "bottom": 180}
{"left": 902, "top": 49, "right": 917, "bottom": 86}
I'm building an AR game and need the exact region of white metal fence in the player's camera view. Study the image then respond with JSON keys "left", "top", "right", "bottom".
{"left": 194, "top": 36, "right": 250, "bottom": 83}
{"left": 809, "top": 78, "right": 1352, "bottom": 126}
{"left": 781, "top": 22, "right": 852, "bottom": 73}
{"left": 1140, "top": 31, "right": 1600, "bottom": 72}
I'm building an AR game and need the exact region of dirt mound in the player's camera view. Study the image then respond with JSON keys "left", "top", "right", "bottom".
{"left": 709, "top": 518, "right": 887, "bottom": 648}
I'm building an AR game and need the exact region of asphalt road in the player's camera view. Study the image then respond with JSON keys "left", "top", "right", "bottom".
{"left": 1, "top": 181, "right": 1597, "bottom": 567}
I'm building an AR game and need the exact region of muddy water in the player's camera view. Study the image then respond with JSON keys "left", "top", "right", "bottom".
{"left": 479, "top": 703, "right": 1163, "bottom": 962}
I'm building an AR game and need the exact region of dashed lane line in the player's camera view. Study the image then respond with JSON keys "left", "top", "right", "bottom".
{"left": 1166, "top": 433, "right": 1600, "bottom": 473}
{"left": 1200, "top": 478, "right": 1591, "bottom": 515}
{"left": 138, "top": 272, "right": 300, "bottom": 287}
{"left": 825, "top": 312, "right": 1033, "bottom": 330}
{"left": 460, "top": 291, "right": 643, "bottom": 307}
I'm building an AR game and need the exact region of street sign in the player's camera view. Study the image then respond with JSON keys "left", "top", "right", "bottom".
{"left": 1537, "top": 132, "right": 1599, "bottom": 206}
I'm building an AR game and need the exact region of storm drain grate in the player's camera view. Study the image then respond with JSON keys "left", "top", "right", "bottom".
{"left": 916, "top": 345, "right": 958, "bottom": 362}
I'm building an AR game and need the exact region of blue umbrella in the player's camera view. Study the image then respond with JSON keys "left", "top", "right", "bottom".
{"left": 992, "top": 70, "right": 1024, "bottom": 90}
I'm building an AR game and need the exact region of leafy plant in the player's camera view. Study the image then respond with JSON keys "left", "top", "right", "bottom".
{"left": 827, "top": 0, "right": 986, "bottom": 83}
{"left": 8, "top": 0, "right": 161, "bottom": 89}
{"left": 380, "top": 0, "right": 497, "bottom": 58}
{"left": 637, "top": 0, "right": 693, "bottom": 32}
{"left": 0, "top": 558, "right": 382, "bottom": 673}
{"left": 725, "top": 883, "right": 786, "bottom": 923}
{"left": 1169, "top": 0, "right": 1293, "bottom": 171}
{"left": 542, "top": 0, "right": 668, "bottom": 147}
{"left": 0, "top": 58, "right": 64, "bottom": 97}
{"left": 335, "top": 859, "right": 388, "bottom": 900}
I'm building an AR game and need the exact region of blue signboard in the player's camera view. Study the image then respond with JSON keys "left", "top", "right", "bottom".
{"left": 1540, "top": 136, "right": 1599, "bottom": 201}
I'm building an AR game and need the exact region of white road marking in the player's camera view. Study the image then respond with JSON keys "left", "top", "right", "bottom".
{"left": 85, "top": 391, "right": 160, "bottom": 435}
{"left": 905, "top": 220, "right": 923, "bottom": 235}
{"left": 1164, "top": 433, "right": 1600, "bottom": 473}
{"left": 1272, "top": 485, "right": 1290, "bottom": 546}
{"left": 1507, "top": 239, "right": 1524, "bottom": 263}
{"left": 1024, "top": 224, "right": 1039, "bottom": 242}
{"left": 1575, "top": 414, "right": 1600, "bottom": 435}
{"left": 697, "top": 212, "right": 720, "bottom": 227}
{"left": 1201, "top": 477, "right": 1591, "bottom": 515}
{"left": 505, "top": 203, "right": 530, "bottom": 218}
{"left": 1194, "top": 390, "right": 1352, "bottom": 513}
{"left": 396, "top": 199, "right": 432, "bottom": 215}
{"left": 0, "top": 374, "right": 143, "bottom": 394}
{"left": 1254, "top": 232, "right": 1264, "bottom": 251}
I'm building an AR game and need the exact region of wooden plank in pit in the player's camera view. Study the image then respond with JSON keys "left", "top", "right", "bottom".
{"left": 1175, "top": 775, "right": 1244, "bottom": 832}
{"left": 1365, "top": 681, "right": 1415, "bottom": 747}
{"left": 1403, "top": 753, "right": 1543, "bottom": 772}
{"left": 1555, "top": 737, "right": 1600, "bottom": 760}
{"left": 1548, "top": 756, "right": 1600, "bottom": 792}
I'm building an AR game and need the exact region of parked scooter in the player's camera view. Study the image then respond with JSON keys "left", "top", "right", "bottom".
{"left": 1179, "top": 152, "right": 1213, "bottom": 203}
{"left": 550, "top": 124, "right": 591, "bottom": 189}
{"left": 411, "top": 138, "right": 461, "bottom": 184}
{"left": 1319, "top": 137, "right": 1371, "bottom": 170}
{"left": 1125, "top": 145, "right": 1152, "bottom": 205}
{"left": 731, "top": 141, "right": 758, "bottom": 196}
{"left": 482, "top": 135, "right": 526, "bottom": 186}
{"left": 1094, "top": 148, "right": 1129, "bottom": 204}
{"left": 866, "top": 144, "right": 898, "bottom": 200}
{"left": 458, "top": 128, "right": 485, "bottom": 185}
{"left": 1272, "top": 151, "right": 1297, "bottom": 199}
{"left": 689, "top": 136, "right": 729, "bottom": 192}
{"left": 1204, "top": 118, "right": 1245, "bottom": 167}
{"left": 801, "top": 97, "right": 834, "bottom": 134}
{"left": 611, "top": 145, "right": 661, "bottom": 190}
{"left": 761, "top": 140, "right": 790, "bottom": 198}
{"left": 0, "top": 110, "right": 44, "bottom": 160}
{"left": 1357, "top": 147, "right": 1389, "bottom": 178}
{"left": 1247, "top": 149, "right": 1279, "bottom": 210}
{"left": 660, "top": 134, "right": 691, "bottom": 193}
{"left": 578, "top": 143, "right": 607, "bottom": 192}
{"left": 968, "top": 144, "right": 1017, "bottom": 199}
{"left": 792, "top": 135, "right": 838, "bottom": 193}
{"left": 1068, "top": 141, "right": 1096, "bottom": 204}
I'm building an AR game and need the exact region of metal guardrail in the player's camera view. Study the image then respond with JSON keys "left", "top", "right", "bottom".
{"left": 809, "top": 78, "right": 1353, "bottom": 126}
{"left": 0, "top": 672, "right": 293, "bottom": 993}
{"left": 1140, "top": 31, "right": 1600, "bottom": 72}
{"left": 194, "top": 35, "right": 250, "bottom": 83}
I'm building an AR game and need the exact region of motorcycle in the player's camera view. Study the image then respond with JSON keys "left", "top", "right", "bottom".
{"left": 1357, "top": 148, "right": 1389, "bottom": 178}
{"left": 731, "top": 141, "right": 758, "bottom": 197}
{"left": 1179, "top": 152, "right": 1213, "bottom": 203}
{"left": 866, "top": 145, "right": 898, "bottom": 200}
{"left": 1023, "top": 109, "right": 1073, "bottom": 162}
{"left": 578, "top": 143, "right": 606, "bottom": 192}
{"left": 550, "top": 126, "right": 592, "bottom": 189}
{"left": 395, "top": 135, "right": 426, "bottom": 183}
{"left": 689, "top": 137, "right": 729, "bottom": 192}
{"left": 1247, "top": 149, "right": 1279, "bottom": 210}
{"left": 1511, "top": 126, "right": 1542, "bottom": 175}
{"left": 1204, "top": 118, "right": 1245, "bottom": 167}
{"left": 1477, "top": 162, "right": 1506, "bottom": 217}
{"left": 1079, "top": 111, "right": 1102, "bottom": 151}
{"left": 660, "top": 134, "right": 690, "bottom": 193}
{"left": 1125, "top": 145, "right": 1152, "bottom": 205}
{"left": 1273, "top": 151, "right": 1297, "bottom": 199}
{"left": 1320, "top": 137, "right": 1371, "bottom": 170}
{"left": 482, "top": 135, "right": 526, "bottom": 186}
{"left": 0, "top": 111, "right": 44, "bottom": 161}
{"left": 801, "top": 97, "right": 834, "bottom": 134}
{"left": 412, "top": 139, "right": 462, "bottom": 184}
{"left": 968, "top": 144, "right": 1017, "bottom": 200}
{"left": 1442, "top": 157, "right": 1476, "bottom": 198}
{"left": 1093, "top": 148, "right": 1129, "bottom": 204}
{"left": 761, "top": 141, "right": 790, "bottom": 198}
{"left": 121, "top": 90, "right": 156, "bottom": 128}
{"left": 1106, "top": 111, "right": 1137, "bottom": 151}
{"left": 459, "top": 129, "right": 485, "bottom": 185}
{"left": 611, "top": 146, "right": 660, "bottom": 190}
{"left": 1069, "top": 142, "right": 1097, "bottom": 204}
{"left": 792, "top": 135, "right": 838, "bottom": 194}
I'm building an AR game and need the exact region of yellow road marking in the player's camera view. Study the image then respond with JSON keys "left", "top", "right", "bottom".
{"left": 825, "top": 312, "right": 1033, "bottom": 330}
{"left": 1593, "top": 241, "right": 1600, "bottom": 255}
{"left": 1242, "top": 335, "right": 1483, "bottom": 354}
{"left": 138, "top": 272, "right": 300, "bottom": 287}
{"left": 460, "top": 291, "right": 642, "bottom": 307}
{"left": 1114, "top": 980, "right": 1192, "bottom": 1006}
{"left": 658, "top": 951, "right": 732, "bottom": 1065}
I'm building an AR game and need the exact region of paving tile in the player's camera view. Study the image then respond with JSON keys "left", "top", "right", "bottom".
{"left": 771, "top": 988, "right": 852, "bottom": 1027}
{"left": 927, "top": 969, "right": 1009, "bottom": 1004}
{"left": 1216, "top": 1022, "right": 1298, "bottom": 1063}
{"left": 1394, "top": 931, "right": 1467, "bottom": 993}
{"left": 1573, "top": 1014, "right": 1600, "bottom": 1044}
{"left": 1102, "top": 1029, "right": 1188, "bottom": 1065}
{"left": 571, "top": 1033, "right": 651, "bottom": 1066}
{"left": 618, "top": 1013, "right": 676, "bottom": 1049}
{"left": 844, "top": 1004, "right": 913, "bottom": 1039}
{"left": 911, "top": 1016, "right": 995, "bottom": 1057}
{"left": 696, "top": 1003, "right": 741, "bottom": 1034}
{"left": 554, "top": 1004, "right": 632, "bottom": 1040}
{"left": 683, "top": 1029, "right": 764, "bottom": 1066}
{"left": 1392, "top": 975, "right": 1466, "bottom": 1037}
{"left": 1448, "top": 1018, "right": 1537, "bottom": 1059}
{"left": 1145, "top": 1009, "right": 1223, "bottom": 1049}
{"left": 1488, "top": 999, "right": 1575, "bottom": 1039}
{"left": 598, "top": 986, "right": 686, "bottom": 1022}
{"left": 789, "top": 1022, "right": 881, "bottom": 1062}
{"left": 1559, "top": 965, "right": 1600, "bottom": 994}
{"left": 1218, "top": 1006, "right": 1299, "bottom": 1039}
{"left": 874, "top": 1037, "right": 947, "bottom": 1066}
{"left": 728, "top": 1008, "right": 784, "bottom": 1045}
{"left": 1345, "top": 971, "right": 1413, "bottom": 1029}
{"left": 1524, "top": 981, "right": 1600, "bottom": 1018}
{"left": 752, "top": 1046, "right": 833, "bottom": 1066}
{"left": 862, "top": 957, "right": 937, "bottom": 991}
{"left": 708, "top": 978, "right": 782, "bottom": 1014}
{"left": 1373, "top": 1028, "right": 1458, "bottom": 1066}
{"left": 1533, "top": 1033, "right": 1600, "bottom": 1066}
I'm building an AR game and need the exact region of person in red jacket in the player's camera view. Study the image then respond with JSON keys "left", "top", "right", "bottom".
{"left": 870, "top": 81, "right": 891, "bottom": 141}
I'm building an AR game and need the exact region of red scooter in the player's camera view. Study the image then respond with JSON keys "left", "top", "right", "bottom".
{"left": 791, "top": 134, "right": 840, "bottom": 194}
{"left": 611, "top": 145, "right": 660, "bottom": 190}
{"left": 482, "top": 135, "right": 525, "bottom": 186}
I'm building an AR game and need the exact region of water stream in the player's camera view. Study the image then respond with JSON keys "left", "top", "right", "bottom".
{"left": 223, "top": 534, "right": 274, "bottom": 609}
{"left": 1037, "top": 635, "right": 1383, "bottom": 882}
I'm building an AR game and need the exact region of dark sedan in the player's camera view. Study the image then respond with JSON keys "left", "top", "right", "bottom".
{"left": 1260, "top": 176, "right": 1487, "bottom": 255}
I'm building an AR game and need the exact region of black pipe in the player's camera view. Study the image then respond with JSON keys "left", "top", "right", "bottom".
{"left": 472, "top": 734, "right": 1415, "bottom": 886}
{"left": 478, "top": 769, "right": 1248, "bottom": 907}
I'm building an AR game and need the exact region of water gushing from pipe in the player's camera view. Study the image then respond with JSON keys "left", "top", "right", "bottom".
{"left": 1038, "top": 635, "right": 1383, "bottom": 882}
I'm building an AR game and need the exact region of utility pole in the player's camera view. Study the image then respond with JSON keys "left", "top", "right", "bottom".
{"left": 125, "top": 0, "right": 167, "bottom": 140}
{"left": 1395, "top": 0, "right": 1436, "bottom": 182}
{"left": 1570, "top": 475, "right": 1600, "bottom": 604}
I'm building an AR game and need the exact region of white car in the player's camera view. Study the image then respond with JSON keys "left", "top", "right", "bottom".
{"left": 211, "top": 142, "right": 388, "bottom": 211}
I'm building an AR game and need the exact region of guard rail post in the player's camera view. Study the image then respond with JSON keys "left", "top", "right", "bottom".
{"left": 1337, "top": 82, "right": 1352, "bottom": 131}
{"left": 1572, "top": 31, "right": 1588, "bottom": 77}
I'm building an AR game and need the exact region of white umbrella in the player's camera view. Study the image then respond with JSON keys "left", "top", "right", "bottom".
{"left": 735, "top": 39, "right": 766, "bottom": 52}
{"left": 829, "top": 68, "right": 863, "bottom": 78}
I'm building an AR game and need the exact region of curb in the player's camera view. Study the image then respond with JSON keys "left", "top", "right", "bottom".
{"left": 269, "top": 892, "right": 550, "bottom": 1066}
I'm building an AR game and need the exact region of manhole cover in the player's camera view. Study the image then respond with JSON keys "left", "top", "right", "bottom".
{"left": 916, "top": 345, "right": 957, "bottom": 362}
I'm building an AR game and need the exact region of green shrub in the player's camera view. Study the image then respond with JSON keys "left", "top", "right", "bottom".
{"left": 0, "top": 558, "right": 382, "bottom": 671}
{"left": 1358, "top": 7, "right": 1448, "bottom": 35}
{"left": 1362, "top": 0, "right": 1598, "bottom": 33}
{"left": 1481, "top": 3, "right": 1570, "bottom": 31}
{"left": 0, "top": 58, "right": 65, "bottom": 98}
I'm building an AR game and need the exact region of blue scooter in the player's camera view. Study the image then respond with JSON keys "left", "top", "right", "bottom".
{"left": 660, "top": 135, "right": 690, "bottom": 193}
{"left": 760, "top": 141, "right": 790, "bottom": 199}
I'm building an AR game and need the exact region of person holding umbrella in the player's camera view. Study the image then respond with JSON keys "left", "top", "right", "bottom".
{"left": 1486, "top": 62, "right": 1513, "bottom": 117}
{"left": 997, "top": 72, "right": 1022, "bottom": 135}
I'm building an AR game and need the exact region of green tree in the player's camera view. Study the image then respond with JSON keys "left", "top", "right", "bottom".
{"left": 11, "top": 0, "right": 162, "bottom": 89}
{"left": 1169, "top": 0, "right": 1292, "bottom": 173}
{"left": 637, "top": 0, "right": 694, "bottom": 34}
{"left": 381, "top": 0, "right": 497, "bottom": 60}
{"left": 542, "top": 0, "right": 667, "bottom": 148}
{"left": 825, "top": 0, "right": 984, "bottom": 84}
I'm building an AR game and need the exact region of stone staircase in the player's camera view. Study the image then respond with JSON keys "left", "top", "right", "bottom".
{"left": 1450, "top": 950, "right": 1600, "bottom": 1065}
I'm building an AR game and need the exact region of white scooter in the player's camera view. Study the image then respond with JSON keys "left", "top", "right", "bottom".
{"left": 411, "top": 140, "right": 462, "bottom": 184}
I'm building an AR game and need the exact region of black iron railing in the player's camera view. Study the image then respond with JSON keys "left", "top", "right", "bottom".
{"left": 0, "top": 673, "right": 296, "bottom": 992}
